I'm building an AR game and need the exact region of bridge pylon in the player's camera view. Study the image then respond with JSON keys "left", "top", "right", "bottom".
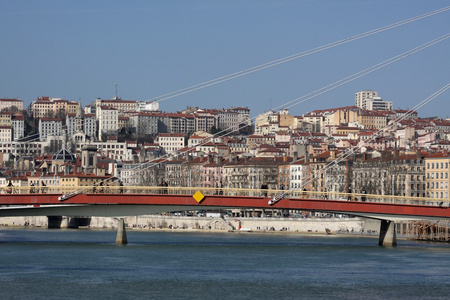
{"left": 378, "top": 220, "right": 397, "bottom": 247}
{"left": 115, "top": 218, "right": 128, "bottom": 245}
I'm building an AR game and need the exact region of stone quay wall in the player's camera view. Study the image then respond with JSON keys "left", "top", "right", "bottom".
{"left": 0, "top": 215, "right": 380, "bottom": 235}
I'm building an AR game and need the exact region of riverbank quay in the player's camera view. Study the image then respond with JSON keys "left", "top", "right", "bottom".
{"left": 0, "top": 215, "right": 382, "bottom": 235}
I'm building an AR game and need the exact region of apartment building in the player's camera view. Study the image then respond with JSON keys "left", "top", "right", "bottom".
{"left": 31, "top": 97, "right": 79, "bottom": 119}
{"left": 0, "top": 98, "right": 24, "bottom": 112}
{"left": 158, "top": 133, "right": 185, "bottom": 154}
{"left": 425, "top": 153, "right": 450, "bottom": 200}
{"left": 38, "top": 118, "right": 63, "bottom": 142}
{"left": 11, "top": 114, "right": 24, "bottom": 141}
{"left": 97, "top": 106, "right": 118, "bottom": 140}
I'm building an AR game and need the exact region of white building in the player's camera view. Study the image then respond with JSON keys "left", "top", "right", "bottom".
{"left": 11, "top": 114, "right": 24, "bottom": 141}
{"left": 158, "top": 133, "right": 185, "bottom": 154}
{"left": 366, "top": 97, "right": 393, "bottom": 111}
{"left": 218, "top": 110, "right": 239, "bottom": 131}
{"left": 137, "top": 101, "right": 159, "bottom": 112}
{"left": 67, "top": 110, "right": 97, "bottom": 141}
{"left": 39, "top": 118, "right": 63, "bottom": 142}
{"left": 355, "top": 90, "right": 392, "bottom": 111}
{"left": 355, "top": 90, "right": 378, "bottom": 109}
{"left": 130, "top": 112, "right": 163, "bottom": 136}
{"left": 188, "top": 132, "right": 212, "bottom": 148}
{"left": 98, "top": 106, "right": 118, "bottom": 140}
{"left": 75, "top": 141, "right": 129, "bottom": 162}
{"left": 0, "top": 140, "right": 44, "bottom": 156}
{"left": 290, "top": 160, "right": 308, "bottom": 191}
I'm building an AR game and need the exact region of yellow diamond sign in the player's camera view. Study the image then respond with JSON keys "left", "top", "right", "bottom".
{"left": 193, "top": 191, "right": 205, "bottom": 203}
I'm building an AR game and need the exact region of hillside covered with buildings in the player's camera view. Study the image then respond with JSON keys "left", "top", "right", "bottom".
{"left": 0, "top": 90, "right": 449, "bottom": 201}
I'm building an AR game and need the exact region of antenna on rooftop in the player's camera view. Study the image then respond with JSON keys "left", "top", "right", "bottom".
{"left": 115, "top": 83, "right": 118, "bottom": 100}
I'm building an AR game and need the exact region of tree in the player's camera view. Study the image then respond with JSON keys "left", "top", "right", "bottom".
{"left": 136, "top": 134, "right": 154, "bottom": 144}
{"left": 118, "top": 127, "right": 133, "bottom": 142}
{"left": 24, "top": 113, "right": 37, "bottom": 137}
{"left": 209, "top": 126, "right": 220, "bottom": 135}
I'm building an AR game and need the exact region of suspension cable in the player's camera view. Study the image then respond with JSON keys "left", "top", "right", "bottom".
{"left": 146, "top": 6, "right": 450, "bottom": 104}
{"left": 59, "top": 34, "right": 450, "bottom": 199}
{"left": 128, "top": 33, "right": 450, "bottom": 175}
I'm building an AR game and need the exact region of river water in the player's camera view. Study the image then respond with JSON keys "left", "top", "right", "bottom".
{"left": 0, "top": 228, "right": 449, "bottom": 299}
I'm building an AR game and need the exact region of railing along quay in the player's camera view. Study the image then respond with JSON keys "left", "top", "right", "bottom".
{"left": 2, "top": 185, "right": 449, "bottom": 207}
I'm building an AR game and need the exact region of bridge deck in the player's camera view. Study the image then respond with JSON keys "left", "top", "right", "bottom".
{"left": 0, "top": 189, "right": 449, "bottom": 220}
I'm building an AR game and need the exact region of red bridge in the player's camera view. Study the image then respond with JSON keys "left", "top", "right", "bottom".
{"left": 1, "top": 186, "right": 449, "bottom": 246}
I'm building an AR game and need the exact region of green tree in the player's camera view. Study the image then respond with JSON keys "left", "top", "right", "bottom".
{"left": 209, "top": 126, "right": 220, "bottom": 135}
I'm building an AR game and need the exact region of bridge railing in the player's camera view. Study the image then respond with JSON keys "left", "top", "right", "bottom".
{"left": 2, "top": 185, "right": 449, "bottom": 207}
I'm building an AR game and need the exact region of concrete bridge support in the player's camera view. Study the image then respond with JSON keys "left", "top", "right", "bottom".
{"left": 379, "top": 220, "right": 397, "bottom": 247}
{"left": 47, "top": 216, "right": 70, "bottom": 228}
{"left": 115, "top": 218, "right": 128, "bottom": 245}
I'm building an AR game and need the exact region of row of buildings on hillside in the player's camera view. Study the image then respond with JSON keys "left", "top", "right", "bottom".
{"left": 1, "top": 89, "right": 449, "bottom": 200}
{"left": 2, "top": 144, "right": 450, "bottom": 203}
{"left": 0, "top": 96, "right": 251, "bottom": 143}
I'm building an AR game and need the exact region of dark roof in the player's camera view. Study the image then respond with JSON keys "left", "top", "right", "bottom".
{"left": 52, "top": 148, "right": 76, "bottom": 162}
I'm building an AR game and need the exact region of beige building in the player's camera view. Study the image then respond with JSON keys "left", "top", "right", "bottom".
{"left": 324, "top": 107, "right": 359, "bottom": 127}
{"left": 336, "top": 126, "right": 360, "bottom": 138}
{"left": 60, "top": 173, "right": 114, "bottom": 191}
{"left": 95, "top": 98, "right": 139, "bottom": 113}
{"left": 0, "top": 113, "right": 11, "bottom": 126}
{"left": 31, "top": 97, "right": 80, "bottom": 119}
{"left": 303, "top": 114, "right": 323, "bottom": 133}
{"left": 0, "top": 126, "right": 12, "bottom": 142}
{"left": 425, "top": 153, "right": 450, "bottom": 200}
{"left": 358, "top": 111, "right": 388, "bottom": 130}
{"left": 0, "top": 98, "right": 24, "bottom": 112}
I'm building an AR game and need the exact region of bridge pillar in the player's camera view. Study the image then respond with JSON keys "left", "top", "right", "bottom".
{"left": 60, "top": 217, "right": 70, "bottom": 228}
{"left": 115, "top": 218, "right": 128, "bottom": 245}
{"left": 378, "top": 220, "right": 397, "bottom": 247}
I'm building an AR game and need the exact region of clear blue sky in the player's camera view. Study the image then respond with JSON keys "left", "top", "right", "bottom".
{"left": 1, "top": 0, "right": 449, "bottom": 118}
